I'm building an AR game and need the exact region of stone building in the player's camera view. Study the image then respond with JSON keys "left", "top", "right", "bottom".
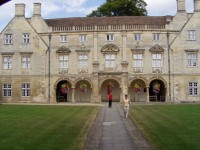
{"left": 0, "top": 0, "right": 200, "bottom": 103}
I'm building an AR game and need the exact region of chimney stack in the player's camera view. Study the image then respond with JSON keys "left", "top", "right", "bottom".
{"left": 33, "top": 3, "right": 41, "bottom": 16}
{"left": 194, "top": 0, "right": 200, "bottom": 12}
{"left": 177, "top": 0, "right": 186, "bottom": 12}
{"left": 15, "top": 3, "right": 25, "bottom": 17}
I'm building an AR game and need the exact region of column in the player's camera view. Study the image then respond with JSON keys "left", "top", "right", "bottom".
{"left": 122, "top": 31, "right": 127, "bottom": 62}
{"left": 94, "top": 32, "right": 98, "bottom": 61}
{"left": 92, "top": 73, "right": 100, "bottom": 103}
{"left": 146, "top": 86, "right": 150, "bottom": 102}
{"left": 72, "top": 87, "right": 75, "bottom": 103}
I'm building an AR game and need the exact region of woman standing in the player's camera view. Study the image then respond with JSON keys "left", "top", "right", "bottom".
{"left": 123, "top": 94, "right": 130, "bottom": 118}
{"left": 108, "top": 92, "right": 113, "bottom": 108}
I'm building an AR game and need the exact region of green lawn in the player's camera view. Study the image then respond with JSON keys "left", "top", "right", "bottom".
{"left": 0, "top": 105, "right": 98, "bottom": 150}
{"left": 129, "top": 104, "right": 200, "bottom": 150}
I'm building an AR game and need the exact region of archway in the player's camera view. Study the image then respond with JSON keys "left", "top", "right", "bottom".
{"left": 56, "top": 80, "right": 72, "bottom": 102}
{"left": 75, "top": 80, "right": 92, "bottom": 102}
{"left": 129, "top": 79, "right": 146, "bottom": 102}
{"left": 149, "top": 79, "right": 166, "bottom": 102}
{"left": 101, "top": 79, "right": 120, "bottom": 102}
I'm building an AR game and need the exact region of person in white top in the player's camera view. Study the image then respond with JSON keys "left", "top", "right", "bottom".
{"left": 123, "top": 94, "right": 130, "bottom": 118}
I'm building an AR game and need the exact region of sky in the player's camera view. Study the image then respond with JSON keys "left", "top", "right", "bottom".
{"left": 0, "top": 0, "right": 194, "bottom": 32}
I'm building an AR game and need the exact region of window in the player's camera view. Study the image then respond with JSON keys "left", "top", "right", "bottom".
{"left": 79, "top": 54, "right": 88, "bottom": 68}
{"left": 60, "top": 35, "right": 67, "bottom": 43}
{"left": 105, "top": 54, "right": 115, "bottom": 67}
{"left": 5, "top": 34, "right": 12, "bottom": 45}
{"left": 106, "top": 34, "right": 114, "bottom": 41}
{"left": 59, "top": 55, "right": 68, "bottom": 69}
{"left": 80, "top": 34, "right": 87, "bottom": 42}
{"left": 134, "top": 34, "right": 141, "bottom": 41}
{"left": 3, "top": 83, "right": 12, "bottom": 97}
{"left": 152, "top": 54, "right": 162, "bottom": 67}
{"left": 153, "top": 34, "right": 160, "bottom": 41}
{"left": 133, "top": 54, "right": 143, "bottom": 67}
{"left": 3, "top": 56, "right": 12, "bottom": 69}
{"left": 23, "top": 34, "right": 30, "bottom": 44}
{"left": 22, "top": 55, "right": 31, "bottom": 69}
{"left": 187, "top": 53, "right": 197, "bottom": 67}
{"left": 189, "top": 82, "right": 198, "bottom": 96}
{"left": 21, "top": 83, "right": 30, "bottom": 97}
{"left": 187, "top": 30, "right": 195, "bottom": 41}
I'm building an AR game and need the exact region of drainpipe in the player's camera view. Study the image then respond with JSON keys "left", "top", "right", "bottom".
{"left": 167, "top": 32, "right": 171, "bottom": 103}
{"left": 48, "top": 34, "right": 52, "bottom": 103}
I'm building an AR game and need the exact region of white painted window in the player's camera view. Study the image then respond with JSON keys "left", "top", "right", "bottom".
{"left": 22, "top": 56, "right": 31, "bottom": 69}
{"left": 79, "top": 54, "right": 88, "bottom": 68}
{"left": 133, "top": 54, "right": 143, "bottom": 67}
{"left": 153, "top": 34, "right": 160, "bottom": 41}
{"left": 105, "top": 54, "right": 115, "bottom": 67}
{"left": 80, "top": 34, "right": 87, "bottom": 42}
{"left": 187, "top": 30, "right": 196, "bottom": 41}
{"left": 3, "top": 56, "right": 12, "bottom": 69}
{"left": 21, "top": 83, "right": 30, "bottom": 97}
{"left": 23, "top": 34, "right": 30, "bottom": 44}
{"left": 5, "top": 34, "right": 12, "bottom": 44}
{"left": 134, "top": 34, "right": 141, "bottom": 41}
{"left": 187, "top": 53, "right": 197, "bottom": 67}
{"left": 3, "top": 83, "right": 12, "bottom": 97}
{"left": 59, "top": 55, "right": 68, "bottom": 69}
{"left": 106, "top": 34, "right": 114, "bottom": 41}
{"left": 60, "top": 35, "right": 67, "bottom": 42}
{"left": 152, "top": 54, "right": 162, "bottom": 67}
{"left": 189, "top": 82, "right": 198, "bottom": 96}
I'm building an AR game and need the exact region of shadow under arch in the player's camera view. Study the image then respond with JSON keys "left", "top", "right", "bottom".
{"left": 55, "top": 79, "right": 72, "bottom": 102}
{"left": 149, "top": 79, "right": 166, "bottom": 102}
{"left": 100, "top": 79, "right": 120, "bottom": 102}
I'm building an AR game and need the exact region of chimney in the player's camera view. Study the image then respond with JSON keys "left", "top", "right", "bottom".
{"left": 194, "top": 0, "right": 200, "bottom": 12}
{"left": 33, "top": 3, "right": 41, "bottom": 16}
{"left": 177, "top": 0, "right": 186, "bottom": 12}
{"left": 15, "top": 3, "right": 25, "bottom": 17}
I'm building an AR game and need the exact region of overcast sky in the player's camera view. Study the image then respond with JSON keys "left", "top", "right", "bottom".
{"left": 0, "top": 0, "right": 194, "bottom": 32}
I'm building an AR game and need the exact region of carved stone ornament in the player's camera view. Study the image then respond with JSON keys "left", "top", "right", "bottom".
{"left": 56, "top": 46, "right": 71, "bottom": 54}
{"left": 101, "top": 44, "right": 120, "bottom": 53}
{"left": 149, "top": 44, "right": 164, "bottom": 52}
{"left": 59, "top": 69, "right": 68, "bottom": 75}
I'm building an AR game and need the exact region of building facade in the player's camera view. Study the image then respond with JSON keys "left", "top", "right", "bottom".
{"left": 1, "top": 0, "right": 200, "bottom": 103}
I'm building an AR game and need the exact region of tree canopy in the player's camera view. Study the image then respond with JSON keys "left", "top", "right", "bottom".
{"left": 87, "top": 0, "right": 147, "bottom": 17}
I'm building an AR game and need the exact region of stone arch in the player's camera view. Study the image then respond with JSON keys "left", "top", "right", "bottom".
{"left": 54, "top": 79, "right": 73, "bottom": 102}
{"left": 74, "top": 79, "right": 92, "bottom": 102}
{"left": 129, "top": 78, "right": 147, "bottom": 102}
{"left": 148, "top": 77, "right": 167, "bottom": 102}
{"left": 100, "top": 78, "right": 121, "bottom": 102}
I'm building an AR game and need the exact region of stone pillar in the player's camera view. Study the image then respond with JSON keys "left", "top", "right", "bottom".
{"left": 72, "top": 87, "right": 75, "bottom": 103}
{"left": 92, "top": 73, "right": 100, "bottom": 103}
{"left": 122, "top": 31, "right": 127, "bottom": 61}
{"left": 94, "top": 32, "right": 98, "bottom": 61}
{"left": 146, "top": 86, "right": 150, "bottom": 102}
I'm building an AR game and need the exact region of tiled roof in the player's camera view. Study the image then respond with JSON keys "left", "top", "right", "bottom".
{"left": 44, "top": 16, "right": 173, "bottom": 27}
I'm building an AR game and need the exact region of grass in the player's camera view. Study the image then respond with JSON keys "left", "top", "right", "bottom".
{"left": 129, "top": 104, "right": 200, "bottom": 150}
{"left": 0, "top": 105, "right": 99, "bottom": 150}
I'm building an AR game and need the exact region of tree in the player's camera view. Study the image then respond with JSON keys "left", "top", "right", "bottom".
{"left": 87, "top": 0, "right": 147, "bottom": 17}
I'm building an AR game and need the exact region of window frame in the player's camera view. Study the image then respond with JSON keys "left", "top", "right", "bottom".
{"left": 23, "top": 33, "right": 30, "bottom": 44}
{"left": 153, "top": 33, "right": 160, "bottom": 41}
{"left": 3, "top": 83, "right": 12, "bottom": 97}
{"left": 78, "top": 54, "right": 88, "bottom": 68}
{"left": 134, "top": 33, "right": 141, "bottom": 41}
{"left": 187, "top": 53, "right": 197, "bottom": 67}
{"left": 133, "top": 53, "right": 143, "bottom": 68}
{"left": 58, "top": 55, "right": 69, "bottom": 69}
{"left": 60, "top": 35, "right": 67, "bottom": 43}
{"left": 152, "top": 53, "right": 162, "bottom": 67}
{"left": 187, "top": 30, "right": 196, "bottom": 41}
{"left": 3, "top": 56, "right": 12, "bottom": 70}
{"left": 79, "top": 34, "right": 87, "bottom": 42}
{"left": 188, "top": 82, "right": 198, "bottom": 96}
{"left": 21, "top": 83, "right": 31, "bottom": 97}
{"left": 106, "top": 34, "right": 114, "bottom": 41}
{"left": 5, "top": 34, "right": 13, "bottom": 45}
{"left": 105, "top": 54, "right": 116, "bottom": 68}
